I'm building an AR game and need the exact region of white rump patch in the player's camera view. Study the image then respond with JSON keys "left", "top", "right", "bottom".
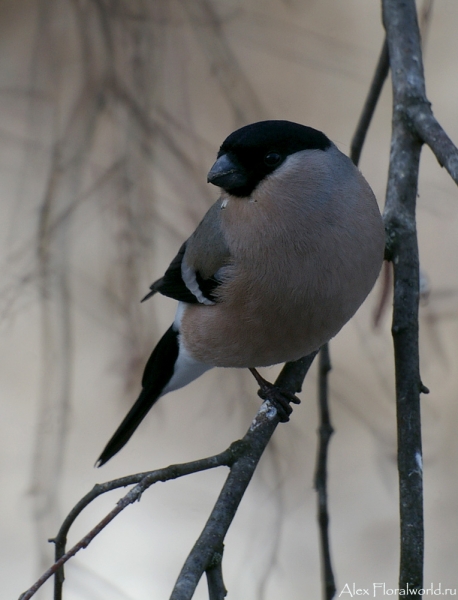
{"left": 164, "top": 303, "right": 213, "bottom": 395}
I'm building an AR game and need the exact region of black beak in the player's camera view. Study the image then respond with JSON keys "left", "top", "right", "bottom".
{"left": 207, "top": 154, "right": 247, "bottom": 191}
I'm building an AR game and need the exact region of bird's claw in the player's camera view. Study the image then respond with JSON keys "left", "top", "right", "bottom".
{"left": 249, "top": 368, "right": 301, "bottom": 422}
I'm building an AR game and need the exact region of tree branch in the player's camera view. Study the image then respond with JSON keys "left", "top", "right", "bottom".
{"left": 18, "top": 354, "right": 318, "bottom": 600}
{"left": 18, "top": 450, "right": 236, "bottom": 600}
{"left": 314, "top": 344, "right": 335, "bottom": 600}
{"left": 350, "top": 38, "right": 390, "bottom": 166}
{"left": 406, "top": 102, "right": 458, "bottom": 184}
{"left": 382, "top": 1, "right": 458, "bottom": 189}
{"left": 169, "top": 352, "right": 318, "bottom": 600}
{"left": 382, "top": 0, "right": 429, "bottom": 593}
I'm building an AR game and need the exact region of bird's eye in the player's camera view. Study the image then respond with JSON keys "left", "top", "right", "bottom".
{"left": 264, "top": 152, "right": 282, "bottom": 167}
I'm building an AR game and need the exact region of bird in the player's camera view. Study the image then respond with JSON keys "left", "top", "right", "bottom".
{"left": 96, "top": 120, "right": 385, "bottom": 467}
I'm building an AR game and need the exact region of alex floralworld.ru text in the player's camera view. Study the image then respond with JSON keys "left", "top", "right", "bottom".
{"left": 339, "top": 583, "right": 456, "bottom": 597}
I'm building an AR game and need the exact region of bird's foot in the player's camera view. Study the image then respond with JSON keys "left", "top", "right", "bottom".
{"left": 249, "top": 368, "right": 301, "bottom": 422}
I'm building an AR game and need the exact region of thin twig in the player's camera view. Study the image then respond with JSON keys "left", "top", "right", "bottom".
{"left": 406, "top": 103, "right": 458, "bottom": 185}
{"left": 314, "top": 344, "right": 335, "bottom": 600}
{"left": 19, "top": 450, "right": 236, "bottom": 600}
{"left": 350, "top": 38, "right": 390, "bottom": 166}
{"left": 19, "top": 354, "right": 318, "bottom": 600}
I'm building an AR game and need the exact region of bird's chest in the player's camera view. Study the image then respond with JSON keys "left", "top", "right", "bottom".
{"left": 220, "top": 195, "right": 310, "bottom": 265}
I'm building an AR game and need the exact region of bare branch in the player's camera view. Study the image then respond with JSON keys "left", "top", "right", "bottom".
{"left": 19, "top": 354, "right": 318, "bottom": 600}
{"left": 169, "top": 353, "right": 318, "bottom": 600}
{"left": 382, "top": 0, "right": 458, "bottom": 188}
{"left": 350, "top": 38, "right": 389, "bottom": 166}
{"left": 314, "top": 344, "right": 335, "bottom": 600}
{"left": 406, "top": 103, "right": 458, "bottom": 184}
{"left": 382, "top": 0, "right": 428, "bottom": 593}
{"left": 19, "top": 450, "right": 235, "bottom": 600}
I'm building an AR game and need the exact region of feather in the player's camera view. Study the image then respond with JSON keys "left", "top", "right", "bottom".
{"left": 96, "top": 325, "right": 180, "bottom": 466}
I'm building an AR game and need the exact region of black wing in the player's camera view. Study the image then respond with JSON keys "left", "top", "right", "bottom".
{"left": 142, "top": 242, "right": 196, "bottom": 303}
{"left": 141, "top": 241, "right": 222, "bottom": 304}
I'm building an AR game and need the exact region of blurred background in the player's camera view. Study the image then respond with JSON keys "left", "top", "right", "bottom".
{"left": 2, "top": 1, "right": 458, "bottom": 598}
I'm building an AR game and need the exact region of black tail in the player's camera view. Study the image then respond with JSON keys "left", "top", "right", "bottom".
{"left": 96, "top": 325, "right": 179, "bottom": 466}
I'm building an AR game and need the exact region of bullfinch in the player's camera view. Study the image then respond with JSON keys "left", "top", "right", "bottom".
{"left": 97, "top": 120, "right": 385, "bottom": 466}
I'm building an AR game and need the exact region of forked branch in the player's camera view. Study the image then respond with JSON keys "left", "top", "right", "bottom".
{"left": 18, "top": 354, "right": 318, "bottom": 600}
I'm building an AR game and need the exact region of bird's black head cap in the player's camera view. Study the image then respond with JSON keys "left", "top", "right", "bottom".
{"left": 208, "top": 120, "right": 332, "bottom": 198}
